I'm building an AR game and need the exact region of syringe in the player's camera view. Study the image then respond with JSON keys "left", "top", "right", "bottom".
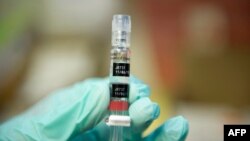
{"left": 106, "top": 15, "right": 131, "bottom": 141}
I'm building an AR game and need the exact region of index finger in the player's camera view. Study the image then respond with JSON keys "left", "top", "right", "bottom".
{"left": 129, "top": 75, "right": 151, "bottom": 103}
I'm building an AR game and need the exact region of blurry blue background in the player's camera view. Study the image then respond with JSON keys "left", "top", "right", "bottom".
{"left": 0, "top": 0, "right": 250, "bottom": 140}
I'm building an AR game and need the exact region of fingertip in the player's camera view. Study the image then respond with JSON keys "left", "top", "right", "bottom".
{"left": 129, "top": 97, "right": 160, "bottom": 132}
{"left": 129, "top": 79, "right": 151, "bottom": 103}
{"left": 152, "top": 103, "right": 160, "bottom": 120}
{"left": 164, "top": 116, "right": 189, "bottom": 141}
{"left": 144, "top": 116, "right": 189, "bottom": 141}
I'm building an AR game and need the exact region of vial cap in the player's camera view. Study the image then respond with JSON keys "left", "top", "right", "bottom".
{"left": 112, "top": 15, "right": 131, "bottom": 32}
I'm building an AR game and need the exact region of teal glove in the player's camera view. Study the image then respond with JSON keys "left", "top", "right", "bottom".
{"left": 0, "top": 76, "right": 188, "bottom": 141}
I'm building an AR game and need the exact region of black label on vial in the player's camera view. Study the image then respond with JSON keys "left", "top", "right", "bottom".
{"left": 113, "top": 63, "right": 130, "bottom": 76}
{"left": 110, "top": 84, "right": 129, "bottom": 98}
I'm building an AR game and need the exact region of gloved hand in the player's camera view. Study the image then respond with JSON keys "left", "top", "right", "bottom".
{"left": 0, "top": 76, "right": 188, "bottom": 141}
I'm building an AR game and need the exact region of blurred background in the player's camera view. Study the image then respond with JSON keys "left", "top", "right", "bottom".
{"left": 0, "top": 0, "right": 249, "bottom": 140}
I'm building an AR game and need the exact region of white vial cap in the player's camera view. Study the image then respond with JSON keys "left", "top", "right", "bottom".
{"left": 112, "top": 15, "right": 131, "bottom": 32}
{"left": 106, "top": 115, "right": 131, "bottom": 127}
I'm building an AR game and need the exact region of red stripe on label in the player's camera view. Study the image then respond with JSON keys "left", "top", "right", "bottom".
{"left": 109, "top": 101, "right": 128, "bottom": 111}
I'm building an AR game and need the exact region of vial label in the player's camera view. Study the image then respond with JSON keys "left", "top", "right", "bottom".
{"left": 110, "top": 84, "right": 129, "bottom": 98}
{"left": 113, "top": 63, "right": 130, "bottom": 76}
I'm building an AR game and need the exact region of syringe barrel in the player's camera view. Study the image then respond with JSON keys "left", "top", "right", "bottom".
{"left": 109, "top": 47, "right": 130, "bottom": 113}
{"left": 109, "top": 15, "right": 131, "bottom": 115}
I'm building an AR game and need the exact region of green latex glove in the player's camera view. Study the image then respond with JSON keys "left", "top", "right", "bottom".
{"left": 0, "top": 76, "right": 188, "bottom": 141}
